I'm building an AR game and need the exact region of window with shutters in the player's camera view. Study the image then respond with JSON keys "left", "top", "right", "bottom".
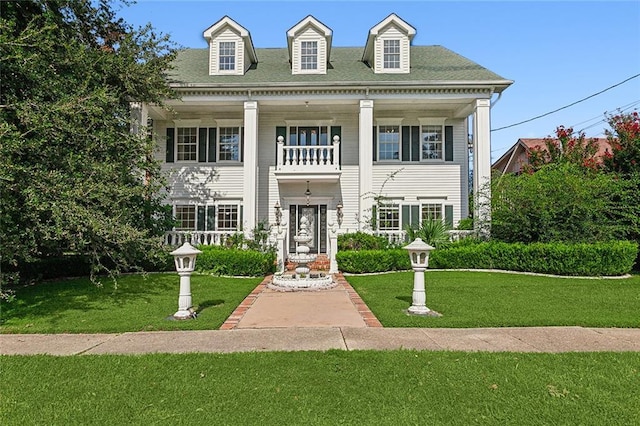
{"left": 177, "top": 127, "right": 198, "bottom": 161}
{"left": 175, "top": 205, "right": 196, "bottom": 231}
{"left": 421, "top": 204, "right": 443, "bottom": 221}
{"left": 378, "top": 204, "right": 400, "bottom": 231}
{"left": 218, "top": 41, "right": 236, "bottom": 71}
{"left": 421, "top": 125, "right": 443, "bottom": 160}
{"left": 218, "top": 127, "right": 240, "bottom": 161}
{"left": 217, "top": 204, "right": 239, "bottom": 231}
{"left": 383, "top": 39, "right": 401, "bottom": 69}
{"left": 378, "top": 125, "right": 400, "bottom": 160}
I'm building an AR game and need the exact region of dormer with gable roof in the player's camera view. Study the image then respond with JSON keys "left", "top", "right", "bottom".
{"left": 287, "top": 15, "right": 332, "bottom": 75}
{"left": 362, "top": 13, "right": 416, "bottom": 74}
{"left": 203, "top": 16, "right": 257, "bottom": 76}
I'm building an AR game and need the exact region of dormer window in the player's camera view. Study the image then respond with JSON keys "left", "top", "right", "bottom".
{"left": 218, "top": 41, "right": 236, "bottom": 71}
{"left": 203, "top": 16, "right": 257, "bottom": 76}
{"left": 383, "top": 39, "right": 400, "bottom": 69}
{"left": 287, "top": 16, "right": 332, "bottom": 75}
{"left": 363, "top": 13, "right": 416, "bottom": 74}
{"left": 301, "top": 41, "right": 318, "bottom": 70}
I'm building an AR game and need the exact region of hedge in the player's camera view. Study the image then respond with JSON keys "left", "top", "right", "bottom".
{"left": 336, "top": 241, "right": 638, "bottom": 276}
{"left": 196, "top": 246, "right": 276, "bottom": 276}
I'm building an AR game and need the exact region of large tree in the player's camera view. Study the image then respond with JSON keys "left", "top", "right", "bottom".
{"left": 0, "top": 0, "right": 176, "bottom": 281}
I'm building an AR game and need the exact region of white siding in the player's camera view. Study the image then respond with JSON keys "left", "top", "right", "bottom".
{"left": 209, "top": 28, "right": 244, "bottom": 76}
{"left": 374, "top": 25, "right": 410, "bottom": 74}
{"left": 291, "top": 27, "right": 327, "bottom": 75}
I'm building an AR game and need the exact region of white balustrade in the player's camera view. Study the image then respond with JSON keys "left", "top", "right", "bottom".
{"left": 164, "top": 231, "right": 231, "bottom": 246}
{"left": 276, "top": 135, "right": 340, "bottom": 171}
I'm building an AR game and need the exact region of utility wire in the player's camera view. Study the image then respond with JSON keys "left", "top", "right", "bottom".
{"left": 491, "top": 74, "right": 640, "bottom": 132}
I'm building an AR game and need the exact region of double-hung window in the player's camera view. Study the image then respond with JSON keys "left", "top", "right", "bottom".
{"left": 378, "top": 125, "right": 400, "bottom": 160}
{"left": 219, "top": 41, "right": 236, "bottom": 71}
{"left": 301, "top": 41, "right": 318, "bottom": 70}
{"left": 218, "top": 127, "right": 240, "bottom": 161}
{"left": 383, "top": 39, "right": 401, "bottom": 69}
{"left": 176, "top": 127, "right": 197, "bottom": 161}
{"left": 421, "top": 125, "right": 443, "bottom": 160}
{"left": 217, "top": 204, "right": 239, "bottom": 231}
{"left": 175, "top": 205, "right": 196, "bottom": 231}
{"left": 422, "top": 204, "right": 443, "bottom": 221}
{"left": 378, "top": 204, "right": 400, "bottom": 231}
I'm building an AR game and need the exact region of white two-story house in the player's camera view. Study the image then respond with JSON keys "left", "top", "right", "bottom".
{"left": 140, "top": 14, "right": 512, "bottom": 270}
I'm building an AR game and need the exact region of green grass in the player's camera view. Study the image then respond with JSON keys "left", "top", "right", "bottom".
{"left": 346, "top": 271, "right": 640, "bottom": 328}
{"left": 1, "top": 351, "right": 639, "bottom": 425}
{"left": 0, "top": 273, "right": 261, "bottom": 334}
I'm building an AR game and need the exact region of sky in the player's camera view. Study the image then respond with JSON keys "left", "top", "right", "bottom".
{"left": 116, "top": 0, "right": 640, "bottom": 161}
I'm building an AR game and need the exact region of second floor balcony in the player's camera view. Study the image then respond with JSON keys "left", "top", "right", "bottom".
{"left": 274, "top": 135, "right": 341, "bottom": 182}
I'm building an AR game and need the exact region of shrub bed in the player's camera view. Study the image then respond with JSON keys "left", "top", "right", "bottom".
{"left": 196, "top": 246, "right": 276, "bottom": 276}
{"left": 429, "top": 240, "right": 638, "bottom": 276}
{"left": 336, "top": 240, "right": 637, "bottom": 276}
{"left": 336, "top": 249, "right": 410, "bottom": 274}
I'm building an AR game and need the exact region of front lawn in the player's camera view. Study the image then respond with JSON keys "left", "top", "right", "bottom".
{"left": 2, "top": 351, "right": 639, "bottom": 425}
{"left": 0, "top": 273, "right": 261, "bottom": 334}
{"left": 346, "top": 271, "right": 640, "bottom": 328}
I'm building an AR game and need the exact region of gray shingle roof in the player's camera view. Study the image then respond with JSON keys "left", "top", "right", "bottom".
{"left": 168, "top": 46, "right": 511, "bottom": 88}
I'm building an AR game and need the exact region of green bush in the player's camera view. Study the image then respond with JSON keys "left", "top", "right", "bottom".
{"left": 338, "top": 232, "right": 390, "bottom": 251}
{"left": 336, "top": 249, "right": 410, "bottom": 273}
{"left": 429, "top": 240, "right": 638, "bottom": 276}
{"left": 196, "top": 246, "right": 276, "bottom": 276}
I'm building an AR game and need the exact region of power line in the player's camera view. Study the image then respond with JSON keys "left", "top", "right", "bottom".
{"left": 491, "top": 74, "right": 640, "bottom": 132}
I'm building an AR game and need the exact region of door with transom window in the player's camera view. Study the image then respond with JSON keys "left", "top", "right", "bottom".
{"left": 288, "top": 204, "right": 328, "bottom": 254}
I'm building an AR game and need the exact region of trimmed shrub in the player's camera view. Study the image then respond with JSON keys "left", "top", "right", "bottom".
{"left": 338, "top": 232, "right": 390, "bottom": 251}
{"left": 429, "top": 240, "right": 638, "bottom": 276}
{"left": 336, "top": 249, "right": 410, "bottom": 273}
{"left": 196, "top": 246, "right": 276, "bottom": 276}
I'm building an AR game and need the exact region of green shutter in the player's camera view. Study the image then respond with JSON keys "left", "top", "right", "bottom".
{"left": 411, "top": 126, "right": 420, "bottom": 162}
{"left": 276, "top": 126, "right": 286, "bottom": 163}
{"left": 165, "top": 128, "right": 175, "bottom": 163}
{"left": 330, "top": 126, "right": 341, "bottom": 166}
{"left": 445, "top": 205, "right": 454, "bottom": 228}
{"left": 371, "top": 205, "right": 377, "bottom": 230}
{"left": 402, "top": 205, "right": 411, "bottom": 230}
{"left": 411, "top": 205, "right": 419, "bottom": 228}
{"left": 445, "top": 125, "right": 454, "bottom": 162}
{"left": 372, "top": 126, "right": 377, "bottom": 162}
{"left": 239, "top": 205, "right": 244, "bottom": 230}
{"left": 240, "top": 127, "right": 244, "bottom": 162}
{"left": 208, "top": 128, "right": 217, "bottom": 162}
{"left": 401, "top": 126, "right": 410, "bottom": 162}
{"left": 198, "top": 128, "right": 207, "bottom": 162}
{"left": 197, "top": 206, "right": 205, "bottom": 231}
{"left": 206, "top": 206, "right": 216, "bottom": 231}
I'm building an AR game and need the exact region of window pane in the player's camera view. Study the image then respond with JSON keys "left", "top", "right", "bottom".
{"left": 217, "top": 205, "right": 238, "bottom": 231}
{"left": 219, "top": 41, "right": 235, "bottom": 70}
{"left": 378, "top": 204, "right": 400, "bottom": 231}
{"left": 177, "top": 127, "right": 197, "bottom": 161}
{"left": 422, "top": 125, "right": 443, "bottom": 160}
{"left": 175, "top": 205, "right": 195, "bottom": 230}
{"left": 421, "top": 204, "right": 442, "bottom": 221}
{"left": 301, "top": 41, "right": 318, "bottom": 70}
{"left": 383, "top": 39, "right": 400, "bottom": 69}
{"left": 378, "top": 125, "right": 400, "bottom": 160}
{"left": 218, "top": 127, "right": 240, "bottom": 161}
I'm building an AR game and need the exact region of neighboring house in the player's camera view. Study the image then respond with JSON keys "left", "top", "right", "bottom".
{"left": 136, "top": 14, "right": 512, "bottom": 270}
{"left": 492, "top": 137, "right": 612, "bottom": 174}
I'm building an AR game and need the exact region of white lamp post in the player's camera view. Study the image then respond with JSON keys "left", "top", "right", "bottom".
{"left": 170, "top": 242, "right": 202, "bottom": 320}
{"left": 404, "top": 238, "right": 441, "bottom": 316}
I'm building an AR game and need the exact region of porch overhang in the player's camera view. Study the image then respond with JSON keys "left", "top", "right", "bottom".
{"left": 274, "top": 171, "right": 342, "bottom": 183}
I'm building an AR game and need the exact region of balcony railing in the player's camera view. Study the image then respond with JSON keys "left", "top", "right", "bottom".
{"left": 276, "top": 135, "right": 340, "bottom": 172}
{"left": 164, "top": 231, "right": 233, "bottom": 246}
{"left": 374, "top": 230, "right": 476, "bottom": 245}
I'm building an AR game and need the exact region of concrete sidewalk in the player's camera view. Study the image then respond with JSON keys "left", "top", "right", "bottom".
{"left": 2, "top": 327, "right": 640, "bottom": 355}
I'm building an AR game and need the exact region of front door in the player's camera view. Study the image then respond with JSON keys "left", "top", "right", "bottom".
{"left": 289, "top": 204, "right": 327, "bottom": 254}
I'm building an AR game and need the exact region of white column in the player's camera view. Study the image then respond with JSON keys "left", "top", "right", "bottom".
{"left": 328, "top": 222, "right": 339, "bottom": 273}
{"left": 473, "top": 99, "right": 491, "bottom": 236}
{"left": 359, "top": 100, "right": 374, "bottom": 231}
{"left": 243, "top": 101, "right": 258, "bottom": 231}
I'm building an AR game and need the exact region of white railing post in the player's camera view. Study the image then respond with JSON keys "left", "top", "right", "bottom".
{"left": 277, "top": 136, "right": 284, "bottom": 170}
{"left": 333, "top": 135, "right": 340, "bottom": 169}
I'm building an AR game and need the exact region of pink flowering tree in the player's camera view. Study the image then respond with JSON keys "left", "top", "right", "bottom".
{"left": 524, "top": 126, "right": 601, "bottom": 173}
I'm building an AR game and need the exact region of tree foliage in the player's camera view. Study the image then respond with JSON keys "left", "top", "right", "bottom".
{"left": 0, "top": 0, "right": 176, "bottom": 281}
{"left": 525, "top": 125, "right": 601, "bottom": 172}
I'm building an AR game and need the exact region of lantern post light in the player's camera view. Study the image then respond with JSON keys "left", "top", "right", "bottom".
{"left": 403, "top": 238, "right": 441, "bottom": 316}
{"left": 170, "top": 242, "right": 202, "bottom": 320}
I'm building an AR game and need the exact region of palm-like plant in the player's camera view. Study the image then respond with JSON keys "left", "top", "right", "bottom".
{"left": 405, "top": 219, "right": 450, "bottom": 248}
